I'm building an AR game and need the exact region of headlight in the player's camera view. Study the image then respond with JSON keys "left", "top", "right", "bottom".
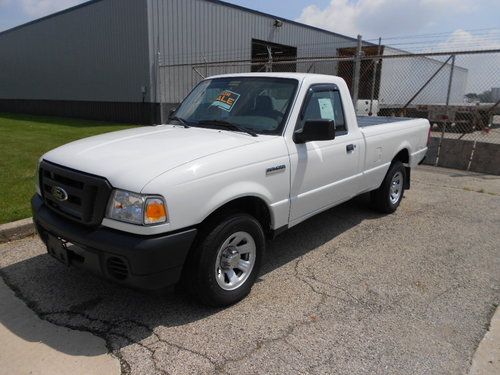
{"left": 106, "top": 190, "right": 168, "bottom": 226}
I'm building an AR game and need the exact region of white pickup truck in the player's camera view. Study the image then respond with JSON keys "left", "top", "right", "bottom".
{"left": 32, "top": 73, "right": 429, "bottom": 306}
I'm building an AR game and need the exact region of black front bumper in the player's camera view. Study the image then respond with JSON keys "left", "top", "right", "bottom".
{"left": 32, "top": 194, "right": 197, "bottom": 290}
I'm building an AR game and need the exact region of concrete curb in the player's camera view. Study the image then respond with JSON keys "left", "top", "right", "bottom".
{"left": 470, "top": 306, "right": 500, "bottom": 375}
{"left": 0, "top": 218, "right": 35, "bottom": 244}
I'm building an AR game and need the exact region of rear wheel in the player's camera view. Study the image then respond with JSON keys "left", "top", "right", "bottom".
{"left": 186, "top": 213, "right": 265, "bottom": 307}
{"left": 371, "top": 161, "right": 406, "bottom": 213}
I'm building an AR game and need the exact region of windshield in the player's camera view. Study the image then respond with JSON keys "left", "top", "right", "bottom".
{"left": 173, "top": 77, "right": 299, "bottom": 135}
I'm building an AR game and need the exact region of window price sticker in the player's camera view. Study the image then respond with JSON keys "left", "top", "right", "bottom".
{"left": 211, "top": 90, "right": 241, "bottom": 112}
{"left": 318, "top": 98, "right": 335, "bottom": 120}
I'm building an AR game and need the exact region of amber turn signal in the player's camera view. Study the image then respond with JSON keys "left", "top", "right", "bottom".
{"left": 144, "top": 198, "right": 167, "bottom": 225}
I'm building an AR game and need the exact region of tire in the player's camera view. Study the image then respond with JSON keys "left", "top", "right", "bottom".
{"left": 371, "top": 161, "right": 406, "bottom": 214}
{"left": 185, "top": 213, "right": 265, "bottom": 307}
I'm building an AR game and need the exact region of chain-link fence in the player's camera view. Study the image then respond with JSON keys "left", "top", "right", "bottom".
{"left": 158, "top": 48, "right": 500, "bottom": 174}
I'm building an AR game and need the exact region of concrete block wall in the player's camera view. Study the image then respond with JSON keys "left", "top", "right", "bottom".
{"left": 423, "top": 137, "right": 500, "bottom": 175}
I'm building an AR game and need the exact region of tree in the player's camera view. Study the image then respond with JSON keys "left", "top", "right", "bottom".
{"left": 478, "top": 90, "right": 493, "bottom": 103}
{"left": 465, "top": 93, "right": 479, "bottom": 102}
{"left": 467, "top": 90, "right": 495, "bottom": 103}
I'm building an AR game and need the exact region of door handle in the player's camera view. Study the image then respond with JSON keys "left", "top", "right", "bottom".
{"left": 346, "top": 144, "right": 356, "bottom": 152}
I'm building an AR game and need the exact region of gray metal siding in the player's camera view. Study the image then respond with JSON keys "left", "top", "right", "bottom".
{"left": 0, "top": 0, "right": 150, "bottom": 103}
{"left": 149, "top": 0, "right": 359, "bottom": 103}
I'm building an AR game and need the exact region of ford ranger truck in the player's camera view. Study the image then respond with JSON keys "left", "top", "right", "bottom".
{"left": 32, "top": 73, "right": 429, "bottom": 307}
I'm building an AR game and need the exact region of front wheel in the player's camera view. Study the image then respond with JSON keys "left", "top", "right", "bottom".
{"left": 186, "top": 213, "right": 265, "bottom": 307}
{"left": 371, "top": 161, "right": 406, "bottom": 213}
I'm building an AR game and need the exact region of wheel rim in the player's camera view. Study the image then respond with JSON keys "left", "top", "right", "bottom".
{"left": 215, "top": 231, "right": 256, "bottom": 291}
{"left": 389, "top": 171, "right": 403, "bottom": 205}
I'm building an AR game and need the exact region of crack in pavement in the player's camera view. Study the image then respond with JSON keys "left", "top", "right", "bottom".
{"left": 214, "top": 317, "right": 317, "bottom": 374}
{"left": 0, "top": 268, "right": 218, "bottom": 375}
{"left": 413, "top": 179, "right": 500, "bottom": 196}
{"left": 291, "top": 238, "right": 386, "bottom": 312}
{"left": 305, "top": 351, "right": 337, "bottom": 374}
{"left": 0, "top": 269, "right": 132, "bottom": 374}
{"left": 41, "top": 310, "right": 221, "bottom": 375}
{"left": 213, "top": 256, "right": 331, "bottom": 374}
{"left": 42, "top": 312, "right": 170, "bottom": 375}
{"left": 0, "top": 250, "right": 339, "bottom": 375}
{"left": 293, "top": 257, "right": 353, "bottom": 307}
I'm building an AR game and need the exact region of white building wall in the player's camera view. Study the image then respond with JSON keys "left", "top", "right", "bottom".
{"left": 378, "top": 47, "right": 468, "bottom": 106}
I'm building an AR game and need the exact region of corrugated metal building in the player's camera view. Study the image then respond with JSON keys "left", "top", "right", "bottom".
{"left": 0, "top": 0, "right": 152, "bottom": 123}
{"left": 0, "top": 0, "right": 360, "bottom": 124}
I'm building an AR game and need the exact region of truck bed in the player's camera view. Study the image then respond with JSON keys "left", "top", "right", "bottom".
{"left": 357, "top": 116, "right": 415, "bottom": 128}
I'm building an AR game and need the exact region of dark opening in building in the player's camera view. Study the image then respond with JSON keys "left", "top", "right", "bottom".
{"left": 251, "top": 39, "right": 297, "bottom": 73}
{"left": 337, "top": 45, "right": 385, "bottom": 100}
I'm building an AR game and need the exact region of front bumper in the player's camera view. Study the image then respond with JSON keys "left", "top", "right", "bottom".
{"left": 31, "top": 194, "right": 197, "bottom": 290}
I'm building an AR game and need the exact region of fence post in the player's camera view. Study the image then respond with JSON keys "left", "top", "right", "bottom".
{"left": 265, "top": 46, "right": 273, "bottom": 72}
{"left": 157, "top": 49, "right": 164, "bottom": 125}
{"left": 435, "top": 54, "right": 455, "bottom": 167}
{"left": 369, "top": 37, "right": 382, "bottom": 116}
{"left": 352, "top": 34, "right": 362, "bottom": 112}
{"left": 192, "top": 67, "right": 206, "bottom": 79}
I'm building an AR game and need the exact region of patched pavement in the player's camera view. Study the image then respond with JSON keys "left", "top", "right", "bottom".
{"left": 0, "top": 165, "right": 499, "bottom": 374}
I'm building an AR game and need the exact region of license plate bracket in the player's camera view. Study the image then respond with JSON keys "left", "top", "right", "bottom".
{"left": 47, "top": 234, "right": 70, "bottom": 266}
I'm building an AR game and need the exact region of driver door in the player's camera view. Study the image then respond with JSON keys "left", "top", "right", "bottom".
{"left": 288, "top": 84, "right": 363, "bottom": 224}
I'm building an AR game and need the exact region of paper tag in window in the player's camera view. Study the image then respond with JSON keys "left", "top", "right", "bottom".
{"left": 318, "top": 98, "right": 334, "bottom": 120}
{"left": 211, "top": 90, "right": 241, "bottom": 112}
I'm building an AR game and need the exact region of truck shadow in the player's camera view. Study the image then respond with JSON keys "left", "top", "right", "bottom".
{"left": 0, "top": 194, "right": 384, "bottom": 357}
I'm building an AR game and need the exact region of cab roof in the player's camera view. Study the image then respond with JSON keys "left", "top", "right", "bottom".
{"left": 207, "top": 72, "right": 341, "bottom": 81}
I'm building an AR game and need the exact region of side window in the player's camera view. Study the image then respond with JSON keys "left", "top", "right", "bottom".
{"left": 299, "top": 88, "right": 347, "bottom": 134}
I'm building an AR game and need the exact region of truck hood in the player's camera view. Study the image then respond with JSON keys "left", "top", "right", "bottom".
{"left": 43, "top": 125, "right": 260, "bottom": 192}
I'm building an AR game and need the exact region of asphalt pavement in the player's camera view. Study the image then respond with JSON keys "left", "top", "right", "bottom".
{"left": 0, "top": 165, "right": 499, "bottom": 375}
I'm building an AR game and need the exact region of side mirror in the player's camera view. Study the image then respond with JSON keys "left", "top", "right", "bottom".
{"left": 294, "top": 120, "right": 336, "bottom": 144}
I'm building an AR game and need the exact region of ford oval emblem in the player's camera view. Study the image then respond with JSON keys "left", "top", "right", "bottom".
{"left": 52, "top": 186, "right": 68, "bottom": 202}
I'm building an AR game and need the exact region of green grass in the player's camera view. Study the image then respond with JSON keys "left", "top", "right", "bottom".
{"left": 0, "top": 113, "right": 136, "bottom": 224}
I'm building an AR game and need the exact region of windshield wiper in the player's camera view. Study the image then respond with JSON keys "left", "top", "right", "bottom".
{"left": 169, "top": 116, "right": 190, "bottom": 128}
{"left": 197, "top": 119, "right": 258, "bottom": 137}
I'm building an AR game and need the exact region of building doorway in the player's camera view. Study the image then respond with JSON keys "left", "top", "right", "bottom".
{"left": 251, "top": 39, "right": 297, "bottom": 73}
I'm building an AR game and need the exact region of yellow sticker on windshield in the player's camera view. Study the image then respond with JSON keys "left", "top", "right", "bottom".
{"left": 211, "top": 90, "right": 241, "bottom": 112}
